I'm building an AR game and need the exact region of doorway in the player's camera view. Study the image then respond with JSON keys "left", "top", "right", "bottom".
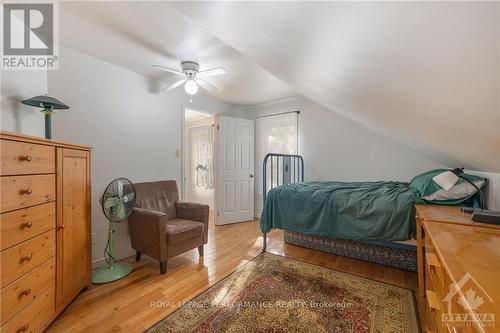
{"left": 183, "top": 109, "right": 215, "bottom": 211}
{"left": 255, "top": 111, "right": 298, "bottom": 216}
{"left": 182, "top": 110, "right": 255, "bottom": 225}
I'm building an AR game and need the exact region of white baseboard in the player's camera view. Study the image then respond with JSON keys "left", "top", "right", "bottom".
{"left": 92, "top": 248, "right": 136, "bottom": 269}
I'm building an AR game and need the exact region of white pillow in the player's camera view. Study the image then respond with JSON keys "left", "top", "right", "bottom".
{"left": 423, "top": 179, "right": 485, "bottom": 201}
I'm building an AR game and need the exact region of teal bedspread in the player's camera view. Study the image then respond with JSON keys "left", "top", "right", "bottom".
{"left": 260, "top": 181, "right": 422, "bottom": 241}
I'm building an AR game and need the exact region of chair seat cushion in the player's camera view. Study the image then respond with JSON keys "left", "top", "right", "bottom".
{"left": 166, "top": 219, "right": 204, "bottom": 244}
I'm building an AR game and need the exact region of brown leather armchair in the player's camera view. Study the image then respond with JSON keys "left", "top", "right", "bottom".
{"left": 128, "top": 180, "right": 209, "bottom": 274}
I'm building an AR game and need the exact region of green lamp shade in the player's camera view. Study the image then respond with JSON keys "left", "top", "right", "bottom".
{"left": 20, "top": 95, "right": 69, "bottom": 139}
{"left": 21, "top": 95, "right": 69, "bottom": 110}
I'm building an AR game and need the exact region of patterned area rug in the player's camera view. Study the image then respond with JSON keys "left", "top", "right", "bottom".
{"left": 147, "top": 253, "right": 420, "bottom": 333}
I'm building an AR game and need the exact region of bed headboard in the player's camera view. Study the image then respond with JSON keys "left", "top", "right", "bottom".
{"left": 262, "top": 153, "right": 304, "bottom": 206}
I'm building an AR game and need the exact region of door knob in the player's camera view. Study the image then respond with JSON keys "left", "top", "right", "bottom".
{"left": 250, "top": 174, "right": 254, "bottom": 178}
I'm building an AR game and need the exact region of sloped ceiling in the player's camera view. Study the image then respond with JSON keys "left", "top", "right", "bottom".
{"left": 173, "top": 2, "right": 500, "bottom": 172}
{"left": 57, "top": 2, "right": 296, "bottom": 106}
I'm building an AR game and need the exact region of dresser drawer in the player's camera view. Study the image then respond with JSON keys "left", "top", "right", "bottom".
{"left": 1, "top": 257, "right": 55, "bottom": 325}
{"left": 426, "top": 252, "right": 446, "bottom": 300}
{"left": 1, "top": 202, "right": 55, "bottom": 250}
{"left": 426, "top": 289, "right": 446, "bottom": 333}
{"left": 1, "top": 231, "right": 55, "bottom": 286}
{"left": 1, "top": 284, "right": 55, "bottom": 333}
{"left": 0, "top": 175, "right": 55, "bottom": 213}
{"left": 0, "top": 140, "right": 55, "bottom": 176}
{"left": 425, "top": 234, "right": 436, "bottom": 254}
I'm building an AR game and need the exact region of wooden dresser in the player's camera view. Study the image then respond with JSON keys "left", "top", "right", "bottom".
{"left": 416, "top": 205, "right": 500, "bottom": 333}
{"left": 0, "top": 131, "right": 91, "bottom": 333}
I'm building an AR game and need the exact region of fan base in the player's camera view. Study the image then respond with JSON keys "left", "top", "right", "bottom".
{"left": 92, "top": 262, "right": 133, "bottom": 284}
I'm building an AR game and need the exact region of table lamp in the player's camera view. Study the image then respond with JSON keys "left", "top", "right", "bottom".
{"left": 432, "top": 168, "right": 486, "bottom": 210}
{"left": 431, "top": 167, "right": 500, "bottom": 225}
{"left": 21, "top": 95, "right": 69, "bottom": 139}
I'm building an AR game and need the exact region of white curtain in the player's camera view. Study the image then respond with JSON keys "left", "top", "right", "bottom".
{"left": 190, "top": 125, "right": 214, "bottom": 189}
{"left": 256, "top": 112, "right": 298, "bottom": 196}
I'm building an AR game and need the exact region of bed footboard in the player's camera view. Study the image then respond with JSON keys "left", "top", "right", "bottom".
{"left": 262, "top": 153, "right": 304, "bottom": 251}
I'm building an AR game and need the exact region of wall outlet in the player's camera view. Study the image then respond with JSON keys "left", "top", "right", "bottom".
{"left": 91, "top": 232, "right": 96, "bottom": 245}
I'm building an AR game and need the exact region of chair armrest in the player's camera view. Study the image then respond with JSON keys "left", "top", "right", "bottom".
{"left": 176, "top": 202, "right": 209, "bottom": 243}
{"left": 128, "top": 207, "right": 168, "bottom": 260}
{"left": 175, "top": 202, "right": 209, "bottom": 223}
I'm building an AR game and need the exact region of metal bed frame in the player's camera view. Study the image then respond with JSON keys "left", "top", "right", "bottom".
{"left": 262, "top": 153, "right": 304, "bottom": 251}
{"left": 259, "top": 153, "right": 418, "bottom": 271}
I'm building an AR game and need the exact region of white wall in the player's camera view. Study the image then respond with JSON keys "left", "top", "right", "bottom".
{"left": 186, "top": 94, "right": 244, "bottom": 118}
{"left": 244, "top": 97, "right": 446, "bottom": 216}
{"left": 48, "top": 46, "right": 240, "bottom": 267}
{"left": 1, "top": 70, "right": 48, "bottom": 137}
{"left": 297, "top": 98, "right": 446, "bottom": 181}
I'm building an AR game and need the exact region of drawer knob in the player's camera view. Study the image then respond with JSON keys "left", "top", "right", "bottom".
{"left": 17, "top": 324, "right": 29, "bottom": 332}
{"left": 20, "top": 188, "right": 32, "bottom": 195}
{"left": 21, "top": 222, "right": 33, "bottom": 229}
{"left": 20, "top": 288, "right": 31, "bottom": 296}
{"left": 19, "top": 155, "right": 32, "bottom": 162}
{"left": 21, "top": 253, "right": 33, "bottom": 262}
{"left": 57, "top": 224, "right": 65, "bottom": 230}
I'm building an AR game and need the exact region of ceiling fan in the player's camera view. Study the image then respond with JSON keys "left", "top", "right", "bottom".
{"left": 152, "top": 61, "right": 226, "bottom": 95}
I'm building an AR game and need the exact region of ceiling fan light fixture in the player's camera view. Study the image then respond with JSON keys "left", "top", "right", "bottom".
{"left": 153, "top": 61, "right": 225, "bottom": 94}
{"left": 184, "top": 79, "right": 198, "bottom": 95}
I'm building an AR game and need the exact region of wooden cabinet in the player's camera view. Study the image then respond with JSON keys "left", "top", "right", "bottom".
{"left": 0, "top": 131, "right": 91, "bottom": 332}
{"left": 421, "top": 218, "right": 500, "bottom": 333}
{"left": 56, "top": 148, "right": 91, "bottom": 310}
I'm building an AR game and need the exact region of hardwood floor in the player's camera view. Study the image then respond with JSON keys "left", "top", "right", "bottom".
{"left": 47, "top": 219, "right": 423, "bottom": 332}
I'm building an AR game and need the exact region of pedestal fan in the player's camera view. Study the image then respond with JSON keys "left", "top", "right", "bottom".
{"left": 92, "top": 178, "right": 136, "bottom": 284}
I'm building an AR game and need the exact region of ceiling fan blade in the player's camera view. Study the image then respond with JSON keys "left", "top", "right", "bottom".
{"left": 161, "top": 78, "right": 186, "bottom": 92}
{"left": 152, "top": 64, "right": 184, "bottom": 76}
{"left": 198, "top": 67, "right": 227, "bottom": 76}
{"left": 195, "top": 78, "right": 218, "bottom": 92}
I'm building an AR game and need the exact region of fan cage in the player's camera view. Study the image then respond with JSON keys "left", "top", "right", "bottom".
{"left": 101, "top": 177, "right": 136, "bottom": 223}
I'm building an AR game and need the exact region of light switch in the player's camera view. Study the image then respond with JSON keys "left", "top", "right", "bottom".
{"left": 175, "top": 148, "right": 181, "bottom": 158}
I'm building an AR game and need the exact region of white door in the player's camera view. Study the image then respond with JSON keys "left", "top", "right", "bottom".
{"left": 215, "top": 116, "right": 254, "bottom": 225}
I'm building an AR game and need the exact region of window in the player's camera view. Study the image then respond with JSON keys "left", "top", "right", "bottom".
{"left": 256, "top": 112, "right": 298, "bottom": 213}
